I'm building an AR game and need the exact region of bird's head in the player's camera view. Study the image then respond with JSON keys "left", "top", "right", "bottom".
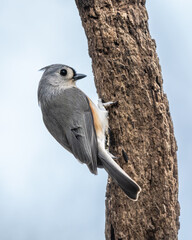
{"left": 39, "top": 64, "right": 86, "bottom": 87}
{"left": 38, "top": 64, "right": 86, "bottom": 104}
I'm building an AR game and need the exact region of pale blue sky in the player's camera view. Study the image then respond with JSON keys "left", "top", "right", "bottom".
{"left": 0, "top": 1, "right": 191, "bottom": 239}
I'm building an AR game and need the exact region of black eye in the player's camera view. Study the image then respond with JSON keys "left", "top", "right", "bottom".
{"left": 60, "top": 69, "right": 67, "bottom": 76}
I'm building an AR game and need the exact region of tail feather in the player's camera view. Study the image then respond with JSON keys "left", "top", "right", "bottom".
{"left": 98, "top": 146, "right": 141, "bottom": 201}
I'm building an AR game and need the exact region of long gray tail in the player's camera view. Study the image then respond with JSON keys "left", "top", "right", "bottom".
{"left": 98, "top": 146, "right": 141, "bottom": 201}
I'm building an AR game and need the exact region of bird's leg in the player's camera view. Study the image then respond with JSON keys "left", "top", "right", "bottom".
{"left": 97, "top": 99, "right": 118, "bottom": 110}
{"left": 102, "top": 101, "right": 115, "bottom": 107}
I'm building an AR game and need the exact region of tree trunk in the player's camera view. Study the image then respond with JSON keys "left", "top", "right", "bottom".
{"left": 75, "top": 1, "right": 180, "bottom": 239}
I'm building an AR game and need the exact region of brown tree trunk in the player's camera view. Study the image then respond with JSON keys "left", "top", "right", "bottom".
{"left": 75, "top": 1, "right": 180, "bottom": 239}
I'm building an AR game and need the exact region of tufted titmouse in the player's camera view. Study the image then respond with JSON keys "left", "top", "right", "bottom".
{"left": 38, "top": 64, "right": 141, "bottom": 200}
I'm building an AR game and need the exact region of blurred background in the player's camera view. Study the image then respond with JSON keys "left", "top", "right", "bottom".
{"left": 0, "top": 0, "right": 191, "bottom": 239}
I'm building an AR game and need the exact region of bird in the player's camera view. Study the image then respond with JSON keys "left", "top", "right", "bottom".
{"left": 38, "top": 64, "right": 141, "bottom": 201}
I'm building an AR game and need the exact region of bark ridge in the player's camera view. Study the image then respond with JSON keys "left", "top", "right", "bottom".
{"left": 75, "top": 1, "right": 180, "bottom": 239}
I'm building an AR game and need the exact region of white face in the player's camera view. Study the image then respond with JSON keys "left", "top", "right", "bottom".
{"left": 38, "top": 64, "right": 86, "bottom": 104}
{"left": 58, "top": 66, "right": 75, "bottom": 82}
{"left": 43, "top": 65, "right": 76, "bottom": 87}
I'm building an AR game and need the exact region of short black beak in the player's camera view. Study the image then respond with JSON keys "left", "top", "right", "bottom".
{"left": 73, "top": 73, "right": 87, "bottom": 81}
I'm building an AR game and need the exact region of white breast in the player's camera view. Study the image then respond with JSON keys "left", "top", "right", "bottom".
{"left": 88, "top": 98, "right": 108, "bottom": 148}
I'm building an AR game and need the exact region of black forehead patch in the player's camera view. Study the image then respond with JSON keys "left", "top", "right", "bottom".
{"left": 71, "top": 67, "right": 77, "bottom": 76}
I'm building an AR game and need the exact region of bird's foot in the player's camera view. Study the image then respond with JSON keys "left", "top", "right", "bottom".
{"left": 98, "top": 99, "right": 118, "bottom": 110}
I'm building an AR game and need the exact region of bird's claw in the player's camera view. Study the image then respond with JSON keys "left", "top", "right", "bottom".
{"left": 98, "top": 99, "right": 118, "bottom": 110}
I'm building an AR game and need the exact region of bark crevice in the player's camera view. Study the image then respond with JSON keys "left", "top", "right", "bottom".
{"left": 75, "top": 1, "right": 180, "bottom": 239}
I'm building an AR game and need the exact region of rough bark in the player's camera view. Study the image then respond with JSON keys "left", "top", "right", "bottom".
{"left": 75, "top": 1, "right": 180, "bottom": 239}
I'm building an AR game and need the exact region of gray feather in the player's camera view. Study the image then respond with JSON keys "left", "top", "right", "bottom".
{"left": 38, "top": 63, "right": 141, "bottom": 201}
{"left": 98, "top": 145, "right": 141, "bottom": 200}
{"left": 41, "top": 87, "right": 98, "bottom": 174}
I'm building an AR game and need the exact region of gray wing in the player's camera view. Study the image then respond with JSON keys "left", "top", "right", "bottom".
{"left": 41, "top": 87, "right": 98, "bottom": 174}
